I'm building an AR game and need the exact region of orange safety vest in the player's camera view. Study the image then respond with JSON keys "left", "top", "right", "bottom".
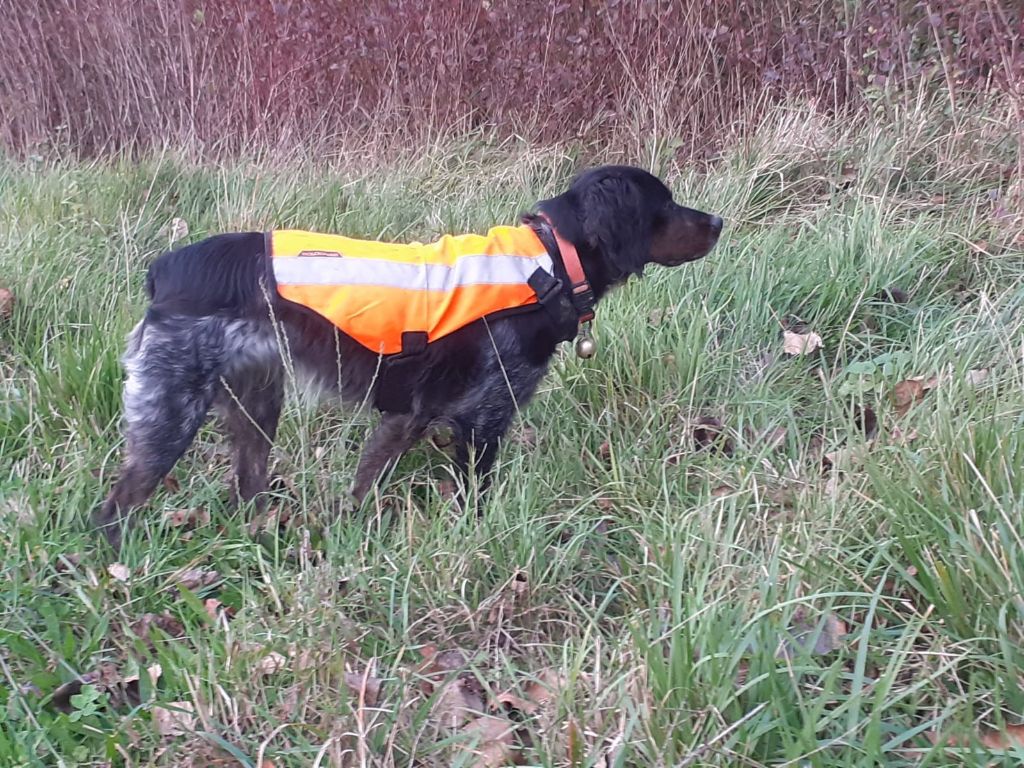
{"left": 269, "top": 226, "right": 554, "bottom": 355}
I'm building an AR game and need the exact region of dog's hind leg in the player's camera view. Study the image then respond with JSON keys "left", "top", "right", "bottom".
{"left": 215, "top": 368, "right": 284, "bottom": 506}
{"left": 96, "top": 319, "right": 222, "bottom": 549}
{"left": 452, "top": 420, "right": 507, "bottom": 497}
{"left": 349, "top": 413, "right": 427, "bottom": 504}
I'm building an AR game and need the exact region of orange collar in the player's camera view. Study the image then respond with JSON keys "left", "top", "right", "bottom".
{"left": 537, "top": 213, "right": 595, "bottom": 324}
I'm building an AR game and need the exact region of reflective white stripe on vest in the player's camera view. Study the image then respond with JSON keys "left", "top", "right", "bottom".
{"left": 273, "top": 252, "right": 555, "bottom": 289}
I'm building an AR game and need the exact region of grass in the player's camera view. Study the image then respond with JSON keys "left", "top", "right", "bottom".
{"left": 1, "top": 95, "right": 1023, "bottom": 766}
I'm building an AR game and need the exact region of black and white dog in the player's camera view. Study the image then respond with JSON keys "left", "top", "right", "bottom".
{"left": 97, "top": 166, "right": 722, "bottom": 548}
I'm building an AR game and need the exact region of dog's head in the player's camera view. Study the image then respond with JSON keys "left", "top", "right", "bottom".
{"left": 540, "top": 165, "right": 722, "bottom": 282}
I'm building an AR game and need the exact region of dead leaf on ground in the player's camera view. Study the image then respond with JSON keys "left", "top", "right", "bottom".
{"left": 693, "top": 416, "right": 734, "bottom": 457}
{"left": 131, "top": 611, "right": 186, "bottom": 643}
{"left": 487, "top": 570, "right": 529, "bottom": 624}
{"left": 876, "top": 286, "right": 910, "bottom": 304}
{"left": 892, "top": 379, "right": 926, "bottom": 416}
{"left": 710, "top": 484, "right": 735, "bottom": 498}
{"left": 164, "top": 507, "right": 211, "bottom": 529}
{"left": 759, "top": 426, "right": 788, "bottom": 451}
{"left": 495, "top": 667, "right": 569, "bottom": 716}
{"left": 780, "top": 611, "right": 847, "bottom": 658}
{"left": 649, "top": 307, "right": 673, "bottom": 326}
{"left": 433, "top": 677, "right": 487, "bottom": 728}
{"left": 0, "top": 287, "right": 14, "bottom": 319}
{"left": 49, "top": 664, "right": 120, "bottom": 713}
{"left": 890, "top": 425, "right": 919, "bottom": 443}
{"left": 927, "top": 723, "right": 1024, "bottom": 750}
{"left": 0, "top": 493, "right": 34, "bottom": 527}
{"left": 437, "top": 479, "right": 458, "bottom": 501}
{"left": 782, "top": 330, "right": 823, "bottom": 356}
{"left": 161, "top": 474, "right": 180, "bottom": 493}
{"left": 511, "top": 425, "right": 538, "bottom": 450}
{"left": 417, "top": 645, "right": 470, "bottom": 681}
{"left": 107, "top": 563, "right": 131, "bottom": 583}
{"left": 852, "top": 405, "right": 878, "bottom": 439}
{"left": 762, "top": 484, "right": 800, "bottom": 509}
{"left": 174, "top": 568, "right": 219, "bottom": 591}
{"left": 124, "top": 663, "right": 163, "bottom": 688}
{"left": 520, "top": 668, "right": 567, "bottom": 709}
{"left": 965, "top": 368, "right": 989, "bottom": 386}
{"left": 152, "top": 701, "right": 196, "bottom": 737}
{"left": 53, "top": 553, "right": 82, "bottom": 575}
{"left": 164, "top": 217, "right": 189, "bottom": 246}
{"left": 258, "top": 652, "right": 288, "bottom": 676}
{"left": 822, "top": 443, "right": 872, "bottom": 472}
{"left": 344, "top": 670, "right": 383, "bottom": 708}
{"left": 203, "top": 598, "right": 234, "bottom": 621}
{"left": 457, "top": 714, "right": 521, "bottom": 767}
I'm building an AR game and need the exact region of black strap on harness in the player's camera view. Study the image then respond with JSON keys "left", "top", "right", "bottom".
{"left": 373, "top": 234, "right": 579, "bottom": 414}
{"left": 373, "top": 331, "right": 428, "bottom": 413}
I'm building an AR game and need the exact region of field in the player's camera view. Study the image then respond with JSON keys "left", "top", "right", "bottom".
{"left": 1, "top": 94, "right": 1023, "bottom": 766}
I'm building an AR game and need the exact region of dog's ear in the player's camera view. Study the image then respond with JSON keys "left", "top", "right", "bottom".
{"left": 579, "top": 175, "right": 652, "bottom": 277}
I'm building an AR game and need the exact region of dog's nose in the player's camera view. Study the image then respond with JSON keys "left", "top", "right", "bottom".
{"left": 709, "top": 214, "right": 723, "bottom": 234}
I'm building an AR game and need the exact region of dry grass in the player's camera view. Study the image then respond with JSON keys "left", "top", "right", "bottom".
{"left": 1, "top": 0, "right": 1021, "bottom": 159}
{"left": 1, "top": 91, "right": 1023, "bottom": 764}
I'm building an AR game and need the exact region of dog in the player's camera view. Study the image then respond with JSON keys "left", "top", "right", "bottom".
{"left": 96, "top": 165, "right": 722, "bottom": 548}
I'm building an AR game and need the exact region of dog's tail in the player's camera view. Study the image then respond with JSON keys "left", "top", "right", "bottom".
{"left": 145, "top": 232, "right": 269, "bottom": 315}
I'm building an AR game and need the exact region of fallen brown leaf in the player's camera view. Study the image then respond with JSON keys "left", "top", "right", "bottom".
{"left": 965, "top": 368, "right": 989, "bottom": 386}
{"left": 0, "top": 287, "right": 14, "bottom": 319}
{"left": 132, "top": 611, "right": 186, "bottom": 642}
{"left": 418, "top": 646, "right": 470, "bottom": 680}
{"left": 433, "top": 677, "right": 486, "bottom": 728}
{"left": 693, "top": 417, "right": 734, "bottom": 456}
{"left": 520, "top": 668, "right": 566, "bottom": 709}
{"left": 107, "top": 563, "right": 131, "bottom": 582}
{"left": 822, "top": 443, "right": 872, "bottom": 472}
{"left": 495, "top": 668, "right": 568, "bottom": 716}
{"left": 759, "top": 426, "right": 788, "bottom": 451}
{"left": 53, "top": 553, "right": 82, "bottom": 575}
{"left": 258, "top": 652, "right": 288, "bottom": 676}
{"left": 782, "top": 330, "right": 823, "bottom": 356}
{"left": 892, "top": 379, "right": 926, "bottom": 416}
{"left": 203, "top": 598, "right": 231, "bottom": 621}
{"left": 161, "top": 474, "right": 181, "bottom": 493}
{"left": 344, "top": 670, "right": 383, "bottom": 708}
{"left": 781, "top": 611, "right": 847, "bottom": 657}
{"left": 152, "top": 701, "right": 196, "bottom": 737}
{"left": 512, "top": 425, "right": 538, "bottom": 450}
{"left": 124, "top": 663, "right": 163, "bottom": 688}
{"left": 852, "top": 405, "right": 878, "bottom": 439}
{"left": 164, "top": 507, "right": 211, "bottom": 529}
{"left": 890, "top": 425, "right": 919, "bottom": 443}
{"left": 458, "top": 714, "right": 520, "bottom": 767}
{"left": 164, "top": 217, "right": 189, "bottom": 245}
{"left": 876, "top": 286, "right": 909, "bottom": 304}
{"left": 174, "top": 568, "right": 219, "bottom": 591}
{"left": 50, "top": 664, "right": 120, "bottom": 713}
{"left": 927, "top": 723, "right": 1024, "bottom": 750}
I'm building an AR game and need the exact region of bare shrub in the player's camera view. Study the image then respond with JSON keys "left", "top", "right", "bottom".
{"left": 0, "top": 0, "right": 1020, "bottom": 157}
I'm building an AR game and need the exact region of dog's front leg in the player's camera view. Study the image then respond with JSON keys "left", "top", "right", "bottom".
{"left": 348, "top": 414, "right": 427, "bottom": 505}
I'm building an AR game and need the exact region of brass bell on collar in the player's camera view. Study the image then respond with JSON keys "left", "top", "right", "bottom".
{"left": 576, "top": 336, "right": 597, "bottom": 358}
{"left": 575, "top": 322, "right": 596, "bottom": 358}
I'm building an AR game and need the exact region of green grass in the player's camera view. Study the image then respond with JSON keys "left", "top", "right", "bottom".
{"left": 1, "top": 97, "right": 1023, "bottom": 766}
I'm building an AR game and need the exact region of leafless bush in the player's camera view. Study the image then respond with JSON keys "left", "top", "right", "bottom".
{"left": 1, "top": 0, "right": 1020, "bottom": 157}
